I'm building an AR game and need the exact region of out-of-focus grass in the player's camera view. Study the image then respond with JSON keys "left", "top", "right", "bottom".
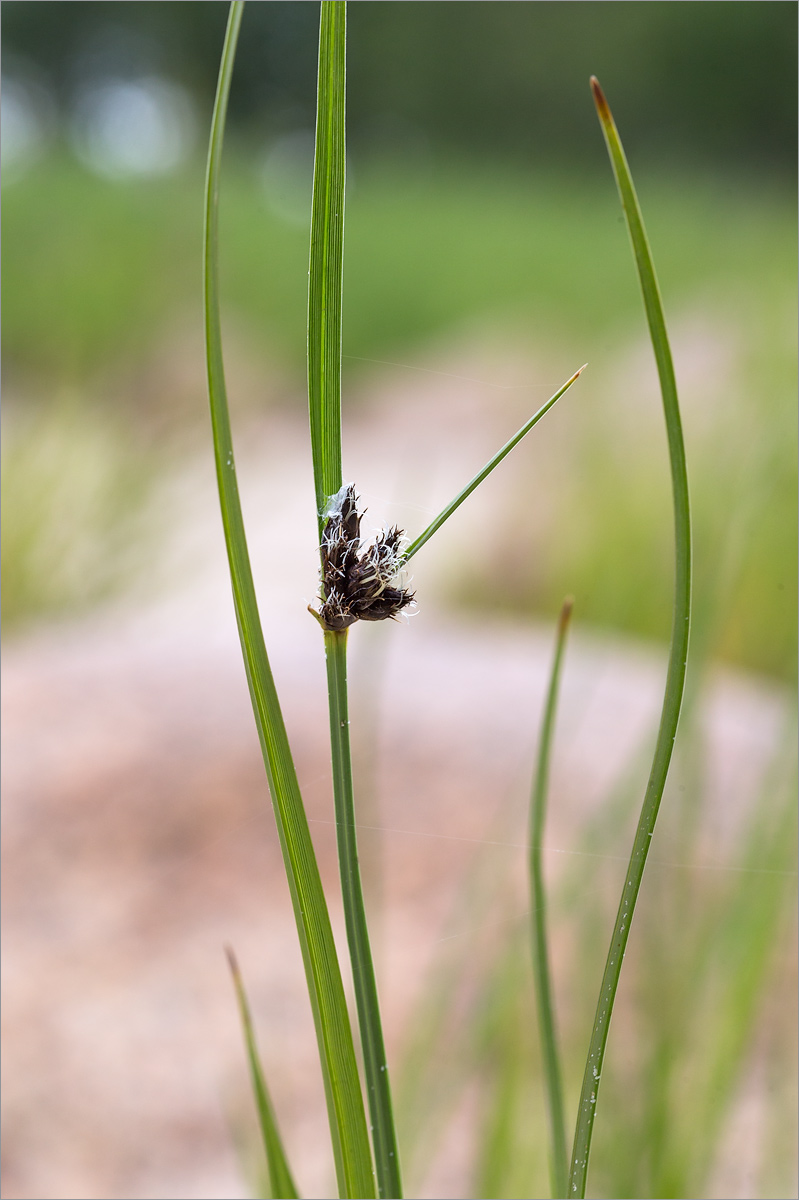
{"left": 4, "top": 154, "right": 794, "bottom": 381}
{"left": 3, "top": 154, "right": 795, "bottom": 680}
{"left": 390, "top": 708, "right": 797, "bottom": 1200}
{"left": 0, "top": 396, "right": 157, "bottom": 628}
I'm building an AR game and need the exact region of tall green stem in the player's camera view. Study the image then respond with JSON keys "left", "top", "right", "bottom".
{"left": 568, "top": 78, "right": 692, "bottom": 1197}
{"left": 307, "top": 11, "right": 402, "bottom": 1192}
{"left": 530, "top": 599, "right": 573, "bottom": 1199}
{"left": 324, "top": 629, "right": 403, "bottom": 1199}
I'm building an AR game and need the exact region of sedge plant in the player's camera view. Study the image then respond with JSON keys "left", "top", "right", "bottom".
{"left": 205, "top": 4, "right": 690, "bottom": 1198}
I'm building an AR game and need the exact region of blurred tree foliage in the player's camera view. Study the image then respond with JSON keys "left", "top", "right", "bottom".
{"left": 3, "top": 0, "right": 796, "bottom": 174}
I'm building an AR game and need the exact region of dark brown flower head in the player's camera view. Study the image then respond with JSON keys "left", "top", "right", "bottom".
{"left": 310, "top": 484, "right": 415, "bottom": 631}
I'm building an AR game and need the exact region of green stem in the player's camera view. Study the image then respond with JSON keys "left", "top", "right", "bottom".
{"left": 568, "top": 78, "right": 692, "bottom": 1198}
{"left": 307, "top": 5, "right": 402, "bottom": 1193}
{"left": 530, "top": 599, "right": 573, "bottom": 1199}
{"left": 324, "top": 629, "right": 403, "bottom": 1200}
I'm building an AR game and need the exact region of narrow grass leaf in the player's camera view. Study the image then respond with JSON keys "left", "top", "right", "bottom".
{"left": 403, "top": 366, "right": 585, "bottom": 563}
{"left": 204, "top": 7, "right": 375, "bottom": 1196}
{"left": 308, "top": 0, "right": 346, "bottom": 528}
{"left": 529, "top": 599, "right": 573, "bottom": 1199}
{"left": 324, "top": 630, "right": 403, "bottom": 1199}
{"left": 568, "top": 78, "right": 692, "bottom": 1198}
{"left": 226, "top": 948, "right": 300, "bottom": 1200}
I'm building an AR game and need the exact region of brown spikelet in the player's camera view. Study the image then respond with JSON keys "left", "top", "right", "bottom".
{"left": 310, "top": 485, "right": 415, "bottom": 631}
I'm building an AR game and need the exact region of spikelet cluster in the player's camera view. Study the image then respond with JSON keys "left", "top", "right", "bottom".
{"left": 311, "top": 484, "right": 415, "bottom": 631}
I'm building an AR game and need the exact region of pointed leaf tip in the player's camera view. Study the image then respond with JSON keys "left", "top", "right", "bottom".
{"left": 590, "top": 77, "right": 611, "bottom": 122}
{"left": 559, "top": 596, "right": 575, "bottom": 634}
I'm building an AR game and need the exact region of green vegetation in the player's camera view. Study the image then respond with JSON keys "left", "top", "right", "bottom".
{"left": 227, "top": 948, "right": 299, "bottom": 1200}
{"left": 3, "top": 3, "right": 795, "bottom": 1197}
{"left": 388, "top": 719, "right": 797, "bottom": 1199}
{"left": 529, "top": 598, "right": 573, "bottom": 1197}
{"left": 567, "top": 77, "right": 692, "bottom": 1196}
{"left": 0, "top": 395, "right": 158, "bottom": 625}
{"left": 204, "top": 8, "right": 375, "bottom": 1192}
{"left": 4, "top": 154, "right": 795, "bottom": 385}
{"left": 3, "top": 153, "right": 794, "bottom": 680}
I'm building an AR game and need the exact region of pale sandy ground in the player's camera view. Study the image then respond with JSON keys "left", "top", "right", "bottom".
{"left": 2, "top": 358, "right": 795, "bottom": 1199}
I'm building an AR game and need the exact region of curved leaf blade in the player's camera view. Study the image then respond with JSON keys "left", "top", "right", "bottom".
{"left": 568, "top": 78, "right": 692, "bottom": 1198}
{"left": 529, "top": 599, "right": 573, "bottom": 1199}
{"left": 204, "top": 7, "right": 375, "bottom": 1196}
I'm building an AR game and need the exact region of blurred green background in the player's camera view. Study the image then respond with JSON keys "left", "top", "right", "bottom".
{"left": 2, "top": 1, "right": 796, "bottom": 680}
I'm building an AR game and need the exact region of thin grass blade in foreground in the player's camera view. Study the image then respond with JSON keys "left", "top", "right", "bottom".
{"left": 204, "top": 6, "right": 375, "bottom": 1195}
{"left": 226, "top": 949, "right": 300, "bottom": 1200}
{"left": 403, "top": 365, "right": 586, "bottom": 564}
{"left": 307, "top": 6, "right": 402, "bottom": 1195}
{"left": 568, "top": 78, "right": 692, "bottom": 1198}
{"left": 529, "top": 598, "right": 573, "bottom": 1199}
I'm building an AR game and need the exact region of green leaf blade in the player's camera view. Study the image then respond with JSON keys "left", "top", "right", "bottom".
{"left": 529, "top": 599, "right": 573, "bottom": 1199}
{"left": 403, "top": 365, "right": 585, "bottom": 564}
{"left": 204, "top": 7, "right": 375, "bottom": 1196}
{"left": 308, "top": 0, "right": 347, "bottom": 528}
{"left": 227, "top": 949, "right": 300, "bottom": 1200}
{"left": 568, "top": 79, "right": 692, "bottom": 1198}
